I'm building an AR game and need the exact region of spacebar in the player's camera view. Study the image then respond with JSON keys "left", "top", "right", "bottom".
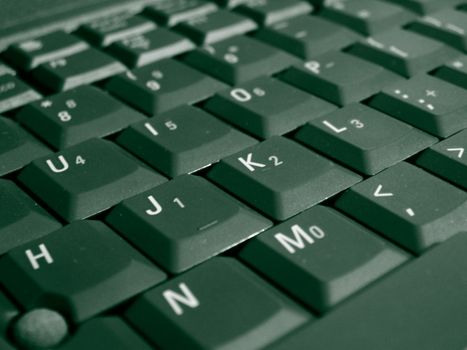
{"left": 270, "top": 232, "right": 467, "bottom": 350}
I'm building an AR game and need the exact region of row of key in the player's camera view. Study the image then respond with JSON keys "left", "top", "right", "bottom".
{"left": 0, "top": 0, "right": 467, "bottom": 349}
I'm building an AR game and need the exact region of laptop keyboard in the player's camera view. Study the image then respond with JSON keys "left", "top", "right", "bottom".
{"left": 0, "top": 0, "right": 466, "bottom": 349}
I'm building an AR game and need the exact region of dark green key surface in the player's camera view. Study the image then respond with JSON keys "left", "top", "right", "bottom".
{"left": 417, "top": 128, "right": 467, "bottom": 190}
{"left": 269, "top": 232, "right": 467, "bottom": 350}
{"left": 205, "top": 75, "right": 337, "bottom": 138}
{"left": 18, "top": 138, "right": 166, "bottom": 222}
{"left": 17, "top": 85, "right": 145, "bottom": 149}
{"left": 240, "top": 205, "right": 408, "bottom": 312}
{"left": 385, "top": 0, "right": 462, "bottom": 15}
{"left": 336, "top": 162, "right": 467, "bottom": 253}
{"left": 32, "top": 48, "right": 126, "bottom": 92}
{"left": 256, "top": 15, "right": 359, "bottom": 59}
{"left": 183, "top": 35, "right": 297, "bottom": 85}
{"left": 0, "top": 292, "right": 18, "bottom": 337}
{"left": 0, "top": 180, "right": 61, "bottom": 255}
{"left": 208, "top": 136, "right": 361, "bottom": 220}
{"left": 295, "top": 103, "right": 437, "bottom": 175}
{"left": 4, "top": 31, "right": 89, "bottom": 71}
{"left": 369, "top": 74, "right": 467, "bottom": 138}
{"left": 106, "top": 58, "right": 226, "bottom": 115}
{"left": 125, "top": 257, "right": 310, "bottom": 350}
{"left": 117, "top": 105, "right": 257, "bottom": 177}
{"left": 349, "top": 28, "right": 458, "bottom": 77}
{"left": 107, "top": 175, "right": 272, "bottom": 273}
{"left": 0, "top": 74, "right": 41, "bottom": 113}
{"left": 435, "top": 55, "right": 467, "bottom": 89}
{"left": 0, "top": 116, "right": 50, "bottom": 175}
{"left": 0, "top": 220, "right": 166, "bottom": 323}
{"left": 57, "top": 317, "right": 153, "bottom": 350}
{"left": 280, "top": 51, "right": 400, "bottom": 106}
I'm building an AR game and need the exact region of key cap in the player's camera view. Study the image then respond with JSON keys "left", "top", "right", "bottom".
{"left": 125, "top": 257, "right": 310, "bottom": 350}
{"left": 213, "top": 0, "right": 252, "bottom": 8}
{"left": 409, "top": 9, "right": 467, "bottom": 52}
{"left": 369, "top": 74, "right": 467, "bottom": 138}
{"left": 0, "top": 74, "right": 41, "bottom": 113}
{"left": 106, "top": 59, "right": 226, "bottom": 115}
{"left": 32, "top": 48, "right": 126, "bottom": 92}
{"left": 0, "top": 292, "right": 19, "bottom": 336}
{"left": 335, "top": 162, "right": 467, "bottom": 254}
{"left": 0, "top": 220, "right": 166, "bottom": 323}
{"left": 240, "top": 205, "right": 409, "bottom": 313}
{"left": 0, "top": 63, "right": 15, "bottom": 76}
{"left": 417, "top": 129, "right": 467, "bottom": 190}
{"left": 270, "top": 232, "right": 467, "bottom": 350}
{"left": 321, "top": 0, "right": 414, "bottom": 35}
{"left": 0, "top": 116, "right": 50, "bottom": 175}
{"left": 144, "top": 0, "right": 218, "bottom": 26}
{"left": 205, "top": 76, "right": 337, "bottom": 138}
{"left": 348, "top": 28, "right": 458, "bottom": 77}
{"left": 184, "top": 35, "right": 296, "bottom": 85}
{"left": 0, "top": 180, "right": 61, "bottom": 255}
{"left": 175, "top": 10, "right": 257, "bottom": 45}
{"left": 208, "top": 136, "right": 361, "bottom": 220}
{"left": 76, "top": 14, "right": 156, "bottom": 47}
{"left": 57, "top": 317, "right": 153, "bottom": 350}
{"left": 255, "top": 16, "right": 359, "bottom": 59}
{"left": 17, "top": 86, "right": 145, "bottom": 149}
{"left": 385, "top": 0, "right": 462, "bottom": 15}
{"left": 434, "top": 55, "right": 467, "bottom": 89}
{"left": 280, "top": 51, "right": 400, "bottom": 106}
{"left": 107, "top": 175, "right": 271, "bottom": 273}
{"left": 295, "top": 103, "right": 437, "bottom": 175}
{"left": 108, "top": 28, "right": 195, "bottom": 68}
{"left": 117, "top": 105, "right": 257, "bottom": 177}
{"left": 235, "top": 0, "right": 313, "bottom": 26}
{"left": 4, "top": 31, "right": 89, "bottom": 71}
{"left": 18, "top": 138, "right": 166, "bottom": 222}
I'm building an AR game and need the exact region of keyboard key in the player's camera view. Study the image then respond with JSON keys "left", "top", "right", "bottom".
{"left": 184, "top": 35, "right": 296, "bottom": 85}
{"left": 434, "top": 55, "right": 467, "bottom": 89}
{"left": 295, "top": 103, "right": 437, "bottom": 175}
{"left": 4, "top": 31, "right": 89, "bottom": 71}
{"left": 369, "top": 74, "right": 467, "bottom": 137}
{"left": 108, "top": 28, "right": 195, "bottom": 68}
{"left": 321, "top": 0, "right": 414, "bottom": 35}
{"left": 144, "top": 0, "right": 218, "bottom": 26}
{"left": 336, "top": 162, "right": 467, "bottom": 254}
{"left": 417, "top": 129, "right": 467, "bottom": 190}
{"left": 409, "top": 9, "right": 467, "bottom": 52}
{"left": 32, "top": 48, "right": 126, "bottom": 92}
{"left": 235, "top": 0, "right": 313, "bottom": 26}
{"left": 0, "top": 116, "right": 50, "bottom": 175}
{"left": 213, "top": 0, "right": 252, "bottom": 8}
{"left": 349, "top": 29, "right": 458, "bottom": 77}
{"left": 107, "top": 59, "right": 226, "bottom": 115}
{"left": 0, "top": 180, "right": 61, "bottom": 258}
{"left": 117, "top": 105, "right": 256, "bottom": 177}
{"left": 271, "top": 232, "right": 467, "bottom": 350}
{"left": 57, "top": 317, "right": 153, "bottom": 350}
{"left": 240, "top": 205, "right": 408, "bottom": 312}
{"left": 0, "top": 74, "right": 41, "bottom": 113}
{"left": 255, "top": 16, "right": 359, "bottom": 59}
{"left": 17, "top": 86, "right": 145, "bottom": 149}
{"left": 175, "top": 10, "right": 257, "bottom": 45}
{"left": 0, "top": 63, "right": 15, "bottom": 76}
{"left": 18, "top": 138, "right": 166, "bottom": 222}
{"left": 280, "top": 51, "right": 400, "bottom": 106}
{"left": 385, "top": 0, "right": 462, "bottom": 15}
{"left": 107, "top": 175, "right": 271, "bottom": 273}
{"left": 0, "top": 220, "right": 166, "bottom": 322}
{"left": 125, "top": 257, "right": 310, "bottom": 349}
{"left": 0, "top": 292, "right": 19, "bottom": 336}
{"left": 205, "top": 76, "right": 336, "bottom": 138}
{"left": 77, "top": 14, "right": 156, "bottom": 47}
{"left": 208, "top": 136, "right": 361, "bottom": 220}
